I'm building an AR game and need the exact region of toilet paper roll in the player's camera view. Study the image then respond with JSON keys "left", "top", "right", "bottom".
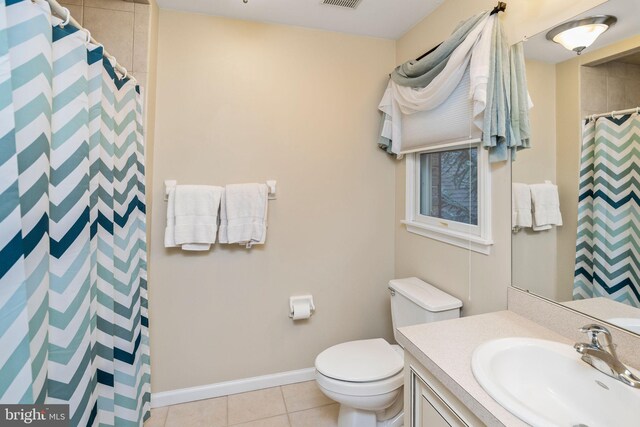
{"left": 292, "top": 301, "right": 311, "bottom": 320}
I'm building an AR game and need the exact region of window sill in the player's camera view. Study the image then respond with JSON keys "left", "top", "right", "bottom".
{"left": 401, "top": 220, "right": 493, "bottom": 255}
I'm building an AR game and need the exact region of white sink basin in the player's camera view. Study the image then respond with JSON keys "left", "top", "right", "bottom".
{"left": 472, "top": 337, "right": 640, "bottom": 427}
{"left": 607, "top": 317, "right": 640, "bottom": 334}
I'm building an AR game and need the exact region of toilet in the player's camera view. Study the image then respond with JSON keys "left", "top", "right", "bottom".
{"left": 315, "top": 277, "right": 462, "bottom": 427}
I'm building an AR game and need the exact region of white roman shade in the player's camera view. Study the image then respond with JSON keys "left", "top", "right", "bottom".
{"left": 400, "top": 69, "right": 480, "bottom": 154}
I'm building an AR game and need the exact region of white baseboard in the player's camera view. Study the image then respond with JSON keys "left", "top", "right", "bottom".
{"left": 151, "top": 367, "right": 316, "bottom": 408}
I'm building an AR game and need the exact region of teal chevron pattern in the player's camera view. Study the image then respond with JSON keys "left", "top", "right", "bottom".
{"left": 574, "top": 114, "right": 640, "bottom": 308}
{"left": 0, "top": 1, "right": 149, "bottom": 425}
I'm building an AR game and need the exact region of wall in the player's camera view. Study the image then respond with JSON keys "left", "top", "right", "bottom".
{"left": 58, "top": 0, "right": 150, "bottom": 88}
{"left": 149, "top": 10, "right": 396, "bottom": 393}
{"left": 511, "top": 60, "right": 559, "bottom": 299}
{"left": 581, "top": 60, "right": 640, "bottom": 118}
{"left": 393, "top": 0, "right": 595, "bottom": 316}
{"left": 556, "top": 35, "right": 640, "bottom": 294}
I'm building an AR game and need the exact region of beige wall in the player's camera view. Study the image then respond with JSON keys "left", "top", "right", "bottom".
{"left": 149, "top": 10, "right": 396, "bottom": 392}
{"left": 556, "top": 35, "right": 640, "bottom": 294}
{"left": 58, "top": 0, "right": 151, "bottom": 88}
{"left": 511, "top": 60, "right": 559, "bottom": 299}
{"left": 393, "top": 0, "right": 596, "bottom": 316}
{"left": 581, "top": 60, "right": 640, "bottom": 118}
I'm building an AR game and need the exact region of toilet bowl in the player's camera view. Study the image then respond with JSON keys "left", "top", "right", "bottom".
{"left": 315, "top": 339, "right": 404, "bottom": 427}
{"left": 315, "top": 277, "right": 463, "bottom": 427}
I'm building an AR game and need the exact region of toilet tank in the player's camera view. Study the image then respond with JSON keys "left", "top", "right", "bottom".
{"left": 389, "top": 277, "right": 462, "bottom": 342}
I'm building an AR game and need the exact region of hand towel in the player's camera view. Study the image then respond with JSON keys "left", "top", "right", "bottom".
{"left": 164, "top": 188, "right": 177, "bottom": 247}
{"left": 512, "top": 183, "right": 532, "bottom": 228}
{"left": 168, "top": 185, "right": 223, "bottom": 251}
{"left": 219, "top": 183, "right": 268, "bottom": 247}
{"left": 530, "top": 183, "right": 562, "bottom": 231}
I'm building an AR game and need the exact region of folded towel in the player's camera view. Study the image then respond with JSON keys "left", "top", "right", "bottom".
{"left": 512, "top": 183, "right": 532, "bottom": 227}
{"left": 219, "top": 183, "right": 268, "bottom": 248}
{"left": 512, "top": 183, "right": 532, "bottom": 228}
{"left": 165, "top": 185, "right": 223, "bottom": 251}
{"left": 164, "top": 188, "right": 178, "bottom": 248}
{"left": 530, "top": 183, "right": 562, "bottom": 231}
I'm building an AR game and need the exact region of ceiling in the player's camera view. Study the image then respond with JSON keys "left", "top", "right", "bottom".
{"left": 155, "top": 0, "right": 445, "bottom": 39}
{"left": 524, "top": 0, "right": 640, "bottom": 63}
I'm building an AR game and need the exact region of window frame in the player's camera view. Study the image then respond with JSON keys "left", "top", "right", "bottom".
{"left": 402, "top": 138, "right": 493, "bottom": 255}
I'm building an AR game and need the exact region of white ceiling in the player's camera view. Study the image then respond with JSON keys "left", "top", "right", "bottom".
{"left": 155, "top": 0, "right": 445, "bottom": 40}
{"left": 524, "top": 0, "right": 640, "bottom": 63}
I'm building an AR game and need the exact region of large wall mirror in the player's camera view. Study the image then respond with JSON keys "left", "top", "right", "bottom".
{"left": 512, "top": 0, "right": 640, "bottom": 335}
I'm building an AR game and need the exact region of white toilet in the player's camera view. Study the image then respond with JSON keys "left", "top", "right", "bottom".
{"left": 315, "top": 277, "right": 462, "bottom": 427}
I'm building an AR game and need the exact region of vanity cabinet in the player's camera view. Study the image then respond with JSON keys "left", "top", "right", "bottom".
{"left": 405, "top": 353, "right": 484, "bottom": 427}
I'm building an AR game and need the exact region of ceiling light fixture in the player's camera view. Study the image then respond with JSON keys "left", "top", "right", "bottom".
{"left": 546, "top": 15, "right": 617, "bottom": 55}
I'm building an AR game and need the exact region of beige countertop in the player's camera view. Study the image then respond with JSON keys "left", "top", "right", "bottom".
{"left": 562, "top": 297, "right": 640, "bottom": 322}
{"left": 397, "top": 310, "right": 575, "bottom": 427}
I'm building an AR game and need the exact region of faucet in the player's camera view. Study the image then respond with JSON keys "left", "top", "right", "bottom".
{"left": 574, "top": 324, "right": 640, "bottom": 389}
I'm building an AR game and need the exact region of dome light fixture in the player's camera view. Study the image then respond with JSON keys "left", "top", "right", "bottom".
{"left": 546, "top": 15, "right": 617, "bottom": 55}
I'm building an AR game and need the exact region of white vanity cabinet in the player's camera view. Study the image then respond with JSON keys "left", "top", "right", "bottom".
{"left": 404, "top": 352, "right": 485, "bottom": 427}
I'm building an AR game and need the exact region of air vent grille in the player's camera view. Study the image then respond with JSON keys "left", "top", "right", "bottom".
{"left": 321, "top": 0, "right": 363, "bottom": 9}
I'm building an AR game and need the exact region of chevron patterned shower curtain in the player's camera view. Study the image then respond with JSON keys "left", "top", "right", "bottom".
{"left": 0, "top": 0, "right": 149, "bottom": 425}
{"left": 574, "top": 113, "right": 640, "bottom": 308}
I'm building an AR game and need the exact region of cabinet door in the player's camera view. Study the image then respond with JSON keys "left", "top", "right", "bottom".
{"left": 411, "top": 369, "right": 469, "bottom": 427}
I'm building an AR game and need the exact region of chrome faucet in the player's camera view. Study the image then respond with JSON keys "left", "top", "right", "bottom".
{"left": 574, "top": 324, "right": 640, "bottom": 389}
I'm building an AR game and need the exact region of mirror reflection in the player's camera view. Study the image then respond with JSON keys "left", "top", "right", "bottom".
{"left": 512, "top": 0, "right": 640, "bottom": 335}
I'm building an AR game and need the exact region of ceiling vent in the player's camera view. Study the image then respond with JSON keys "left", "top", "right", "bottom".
{"left": 321, "top": 0, "right": 363, "bottom": 9}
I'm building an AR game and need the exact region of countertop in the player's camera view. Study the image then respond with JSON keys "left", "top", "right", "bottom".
{"left": 562, "top": 297, "right": 640, "bottom": 322}
{"left": 397, "top": 310, "right": 575, "bottom": 427}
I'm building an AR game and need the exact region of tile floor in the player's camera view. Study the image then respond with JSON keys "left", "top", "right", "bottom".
{"left": 145, "top": 381, "right": 339, "bottom": 427}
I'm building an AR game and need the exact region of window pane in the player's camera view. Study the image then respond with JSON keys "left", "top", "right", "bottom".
{"left": 419, "top": 148, "right": 478, "bottom": 225}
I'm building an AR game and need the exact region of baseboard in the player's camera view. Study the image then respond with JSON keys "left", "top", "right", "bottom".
{"left": 150, "top": 367, "right": 316, "bottom": 408}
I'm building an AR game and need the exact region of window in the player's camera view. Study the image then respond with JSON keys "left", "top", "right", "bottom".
{"left": 402, "top": 139, "right": 492, "bottom": 254}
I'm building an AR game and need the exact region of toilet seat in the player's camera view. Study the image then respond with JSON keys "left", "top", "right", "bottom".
{"left": 316, "top": 367, "right": 404, "bottom": 397}
{"left": 315, "top": 339, "right": 404, "bottom": 397}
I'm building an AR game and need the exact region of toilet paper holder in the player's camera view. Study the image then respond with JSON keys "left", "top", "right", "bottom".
{"left": 289, "top": 295, "right": 315, "bottom": 319}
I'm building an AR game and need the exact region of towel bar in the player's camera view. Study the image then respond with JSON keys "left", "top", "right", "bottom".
{"left": 164, "top": 180, "right": 277, "bottom": 201}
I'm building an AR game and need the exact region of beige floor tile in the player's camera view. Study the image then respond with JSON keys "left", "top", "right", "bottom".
{"left": 144, "top": 406, "right": 168, "bottom": 427}
{"left": 165, "top": 397, "right": 227, "bottom": 427}
{"left": 281, "top": 381, "right": 334, "bottom": 413}
{"left": 288, "top": 403, "right": 339, "bottom": 427}
{"left": 228, "top": 387, "right": 287, "bottom": 425}
{"left": 231, "top": 414, "right": 290, "bottom": 427}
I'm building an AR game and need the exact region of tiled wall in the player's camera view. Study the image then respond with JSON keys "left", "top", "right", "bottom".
{"left": 581, "top": 60, "right": 640, "bottom": 117}
{"left": 59, "top": 0, "right": 150, "bottom": 89}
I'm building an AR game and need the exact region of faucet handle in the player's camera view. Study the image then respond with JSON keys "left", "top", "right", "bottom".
{"left": 579, "top": 324, "right": 614, "bottom": 349}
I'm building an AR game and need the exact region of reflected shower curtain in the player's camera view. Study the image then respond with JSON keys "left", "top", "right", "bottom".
{"left": 0, "top": 0, "right": 149, "bottom": 425}
{"left": 574, "top": 113, "right": 640, "bottom": 308}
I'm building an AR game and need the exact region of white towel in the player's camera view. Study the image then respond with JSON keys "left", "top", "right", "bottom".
{"left": 165, "top": 185, "right": 223, "bottom": 251}
{"left": 164, "top": 188, "right": 178, "bottom": 248}
{"left": 512, "top": 183, "right": 532, "bottom": 228}
{"left": 219, "top": 183, "right": 268, "bottom": 248}
{"left": 530, "top": 183, "right": 563, "bottom": 231}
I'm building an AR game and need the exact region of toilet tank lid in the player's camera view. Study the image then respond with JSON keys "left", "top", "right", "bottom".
{"left": 389, "top": 277, "right": 462, "bottom": 312}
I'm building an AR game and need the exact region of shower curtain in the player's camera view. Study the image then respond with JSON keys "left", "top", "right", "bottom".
{"left": 0, "top": 1, "right": 149, "bottom": 425}
{"left": 573, "top": 113, "right": 640, "bottom": 308}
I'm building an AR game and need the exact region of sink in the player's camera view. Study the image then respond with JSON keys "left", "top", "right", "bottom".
{"left": 472, "top": 337, "right": 640, "bottom": 427}
{"left": 606, "top": 317, "right": 640, "bottom": 334}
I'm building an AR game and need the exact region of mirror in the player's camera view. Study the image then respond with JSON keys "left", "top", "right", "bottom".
{"left": 512, "top": 0, "right": 640, "bottom": 335}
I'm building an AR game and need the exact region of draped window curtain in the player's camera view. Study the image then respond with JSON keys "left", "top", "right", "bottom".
{"left": 573, "top": 114, "right": 640, "bottom": 308}
{"left": 378, "top": 10, "right": 531, "bottom": 162}
{"left": 0, "top": 1, "right": 150, "bottom": 425}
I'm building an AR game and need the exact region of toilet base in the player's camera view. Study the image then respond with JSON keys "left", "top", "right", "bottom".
{"left": 338, "top": 406, "right": 404, "bottom": 427}
{"left": 337, "top": 390, "right": 404, "bottom": 427}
